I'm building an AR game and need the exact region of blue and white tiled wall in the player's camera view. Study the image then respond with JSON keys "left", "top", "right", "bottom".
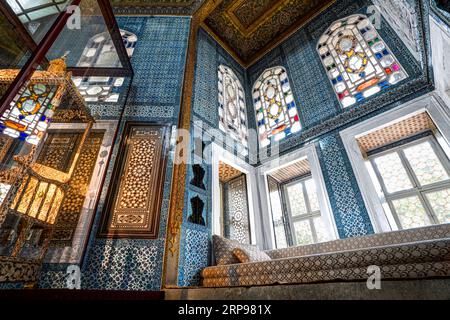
{"left": 317, "top": 134, "right": 374, "bottom": 238}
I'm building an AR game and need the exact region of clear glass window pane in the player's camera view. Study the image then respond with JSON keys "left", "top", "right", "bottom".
{"left": 274, "top": 223, "right": 288, "bottom": 249}
{"left": 293, "top": 220, "right": 314, "bottom": 245}
{"left": 305, "top": 178, "right": 320, "bottom": 212}
{"left": 392, "top": 196, "right": 431, "bottom": 229}
{"left": 269, "top": 190, "right": 283, "bottom": 221}
{"left": 18, "top": 0, "right": 55, "bottom": 10}
{"left": 28, "top": 6, "right": 59, "bottom": 21}
{"left": 374, "top": 152, "right": 413, "bottom": 193}
{"left": 426, "top": 188, "right": 450, "bottom": 224}
{"left": 403, "top": 141, "right": 449, "bottom": 186}
{"left": 286, "top": 183, "right": 308, "bottom": 216}
{"left": 313, "top": 216, "right": 329, "bottom": 243}
{"left": 6, "top": 0, "right": 22, "bottom": 14}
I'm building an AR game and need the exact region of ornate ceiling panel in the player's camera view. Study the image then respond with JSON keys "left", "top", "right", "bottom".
{"left": 204, "top": 0, "right": 336, "bottom": 64}
{"left": 219, "top": 161, "right": 243, "bottom": 183}
{"left": 268, "top": 159, "right": 311, "bottom": 183}
{"left": 111, "top": 0, "right": 206, "bottom": 15}
{"left": 357, "top": 113, "right": 435, "bottom": 154}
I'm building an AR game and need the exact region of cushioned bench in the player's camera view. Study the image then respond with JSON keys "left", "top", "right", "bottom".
{"left": 202, "top": 224, "right": 450, "bottom": 288}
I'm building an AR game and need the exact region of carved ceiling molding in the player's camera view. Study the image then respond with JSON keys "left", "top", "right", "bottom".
{"left": 224, "top": 0, "right": 286, "bottom": 36}
{"left": 111, "top": 0, "right": 206, "bottom": 15}
{"left": 204, "top": 0, "right": 336, "bottom": 66}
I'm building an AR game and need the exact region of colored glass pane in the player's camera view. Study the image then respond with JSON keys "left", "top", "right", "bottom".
{"left": 0, "top": 83, "right": 57, "bottom": 145}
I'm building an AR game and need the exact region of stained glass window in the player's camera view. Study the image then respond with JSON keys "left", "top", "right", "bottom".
{"left": 218, "top": 65, "right": 248, "bottom": 149}
{"left": 369, "top": 137, "right": 450, "bottom": 230}
{"left": 73, "top": 30, "right": 137, "bottom": 103}
{"left": 317, "top": 14, "right": 408, "bottom": 108}
{"left": 0, "top": 83, "right": 58, "bottom": 145}
{"left": 253, "top": 67, "right": 301, "bottom": 148}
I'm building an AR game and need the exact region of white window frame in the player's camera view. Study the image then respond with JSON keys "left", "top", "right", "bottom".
{"left": 340, "top": 92, "right": 450, "bottom": 233}
{"left": 282, "top": 175, "right": 324, "bottom": 246}
{"left": 368, "top": 135, "right": 450, "bottom": 230}
{"left": 257, "top": 143, "right": 338, "bottom": 250}
{"left": 211, "top": 142, "right": 259, "bottom": 246}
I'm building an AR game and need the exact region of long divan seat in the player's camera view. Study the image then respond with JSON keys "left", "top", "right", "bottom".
{"left": 202, "top": 224, "right": 450, "bottom": 287}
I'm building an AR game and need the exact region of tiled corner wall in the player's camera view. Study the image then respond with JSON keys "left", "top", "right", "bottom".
{"left": 245, "top": 0, "right": 431, "bottom": 237}
{"left": 316, "top": 134, "right": 374, "bottom": 238}
{"left": 177, "top": 28, "right": 256, "bottom": 287}
{"left": 38, "top": 16, "right": 190, "bottom": 290}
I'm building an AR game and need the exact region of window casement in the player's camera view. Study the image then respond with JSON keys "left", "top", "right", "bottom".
{"left": 368, "top": 135, "right": 450, "bottom": 230}
{"left": 280, "top": 175, "right": 329, "bottom": 246}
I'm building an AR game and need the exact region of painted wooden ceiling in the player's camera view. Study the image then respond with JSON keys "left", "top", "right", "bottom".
{"left": 203, "top": 0, "right": 336, "bottom": 65}
{"left": 268, "top": 159, "right": 311, "bottom": 183}
{"left": 111, "top": 0, "right": 336, "bottom": 65}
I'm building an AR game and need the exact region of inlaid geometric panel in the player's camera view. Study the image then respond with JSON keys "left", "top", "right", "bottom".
{"left": 0, "top": 134, "right": 14, "bottom": 164}
{"left": 36, "top": 132, "right": 83, "bottom": 173}
{"left": 223, "top": 175, "right": 251, "bottom": 244}
{"left": 99, "top": 123, "right": 169, "bottom": 238}
{"left": 51, "top": 132, "right": 104, "bottom": 243}
{"left": 357, "top": 112, "right": 435, "bottom": 153}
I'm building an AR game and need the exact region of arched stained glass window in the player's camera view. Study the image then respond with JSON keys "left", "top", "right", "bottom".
{"left": 317, "top": 14, "right": 408, "bottom": 108}
{"left": 253, "top": 67, "right": 301, "bottom": 148}
{"left": 73, "top": 30, "right": 137, "bottom": 103}
{"left": 218, "top": 65, "right": 248, "bottom": 148}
